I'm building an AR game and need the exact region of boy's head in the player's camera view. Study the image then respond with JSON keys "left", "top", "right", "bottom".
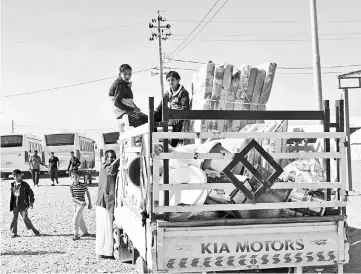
{"left": 105, "top": 150, "right": 116, "bottom": 164}
{"left": 71, "top": 172, "right": 80, "bottom": 184}
{"left": 12, "top": 169, "right": 22, "bottom": 182}
{"left": 119, "top": 64, "right": 132, "bottom": 82}
{"left": 166, "top": 71, "right": 181, "bottom": 90}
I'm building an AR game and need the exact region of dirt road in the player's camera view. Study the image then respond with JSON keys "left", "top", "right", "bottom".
{"left": 0, "top": 176, "right": 135, "bottom": 273}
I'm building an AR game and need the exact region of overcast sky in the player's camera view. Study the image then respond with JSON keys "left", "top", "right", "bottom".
{"left": 1, "top": 0, "right": 360, "bottom": 142}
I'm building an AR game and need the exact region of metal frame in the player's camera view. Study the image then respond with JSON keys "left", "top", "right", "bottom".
{"left": 337, "top": 70, "right": 361, "bottom": 192}
{"left": 151, "top": 98, "right": 348, "bottom": 217}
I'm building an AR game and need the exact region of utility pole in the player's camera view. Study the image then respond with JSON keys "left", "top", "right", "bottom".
{"left": 11, "top": 120, "right": 14, "bottom": 133}
{"left": 310, "top": 0, "right": 323, "bottom": 113}
{"left": 148, "top": 11, "right": 171, "bottom": 104}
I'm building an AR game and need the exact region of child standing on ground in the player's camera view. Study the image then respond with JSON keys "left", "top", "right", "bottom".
{"left": 9, "top": 169, "right": 40, "bottom": 238}
{"left": 70, "top": 172, "right": 92, "bottom": 240}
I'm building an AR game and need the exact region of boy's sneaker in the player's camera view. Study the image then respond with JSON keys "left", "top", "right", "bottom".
{"left": 33, "top": 230, "right": 40, "bottom": 236}
{"left": 72, "top": 235, "right": 80, "bottom": 241}
{"left": 51, "top": 184, "right": 55, "bottom": 186}
{"left": 11, "top": 234, "right": 18, "bottom": 238}
{"left": 81, "top": 232, "right": 90, "bottom": 237}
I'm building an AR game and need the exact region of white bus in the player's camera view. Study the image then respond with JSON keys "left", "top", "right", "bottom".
{"left": 99, "top": 131, "right": 120, "bottom": 163}
{"left": 43, "top": 132, "right": 96, "bottom": 174}
{"left": 1, "top": 133, "right": 46, "bottom": 178}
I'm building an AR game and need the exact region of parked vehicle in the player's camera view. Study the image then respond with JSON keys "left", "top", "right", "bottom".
{"left": 99, "top": 131, "right": 120, "bottom": 164}
{"left": 112, "top": 98, "right": 350, "bottom": 274}
{"left": 1, "top": 133, "right": 46, "bottom": 178}
{"left": 43, "top": 132, "right": 96, "bottom": 183}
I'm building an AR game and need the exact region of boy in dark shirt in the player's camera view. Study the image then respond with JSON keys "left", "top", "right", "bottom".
{"left": 9, "top": 169, "right": 40, "bottom": 238}
{"left": 154, "top": 71, "right": 190, "bottom": 147}
{"left": 109, "top": 64, "right": 148, "bottom": 128}
{"left": 67, "top": 151, "right": 81, "bottom": 175}
{"left": 48, "top": 152, "right": 59, "bottom": 186}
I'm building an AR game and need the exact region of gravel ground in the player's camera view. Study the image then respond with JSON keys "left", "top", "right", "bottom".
{"left": 1, "top": 175, "right": 360, "bottom": 273}
{"left": 0, "top": 176, "right": 135, "bottom": 274}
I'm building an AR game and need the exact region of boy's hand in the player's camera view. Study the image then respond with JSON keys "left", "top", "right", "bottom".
{"left": 88, "top": 203, "right": 92, "bottom": 209}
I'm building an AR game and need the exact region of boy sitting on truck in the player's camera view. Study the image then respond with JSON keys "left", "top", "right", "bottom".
{"left": 154, "top": 71, "right": 190, "bottom": 147}
{"left": 109, "top": 64, "right": 148, "bottom": 129}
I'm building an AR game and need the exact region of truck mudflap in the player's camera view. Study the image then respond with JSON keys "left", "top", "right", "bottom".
{"left": 156, "top": 221, "right": 349, "bottom": 272}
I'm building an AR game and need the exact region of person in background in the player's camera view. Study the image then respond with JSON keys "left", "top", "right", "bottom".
{"left": 48, "top": 152, "right": 60, "bottom": 186}
{"left": 9, "top": 169, "right": 40, "bottom": 238}
{"left": 67, "top": 151, "right": 81, "bottom": 175}
{"left": 96, "top": 150, "right": 120, "bottom": 259}
{"left": 69, "top": 172, "right": 92, "bottom": 241}
{"left": 109, "top": 64, "right": 148, "bottom": 129}
{"left": 154, "top": 70, "right": 190, "bottom": 147}
{"left": 29, "top": 150, "right": 47, "bottom": 187}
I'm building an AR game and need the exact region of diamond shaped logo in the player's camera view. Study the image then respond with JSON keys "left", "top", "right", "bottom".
{"left": 222, "top": 139, "right": 283, "bottom": 202}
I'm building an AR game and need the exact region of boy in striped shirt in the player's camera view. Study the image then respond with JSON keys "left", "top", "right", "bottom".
{"left": 70, "top": 172, "right": 92, "bottom": 240}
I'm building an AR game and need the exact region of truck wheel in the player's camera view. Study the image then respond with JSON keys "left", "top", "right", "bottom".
{"left": 113, "top": 222, "right": 121, "bottom": 260}
{"left": 136, "top": 256, "right": 148, "bottom": 274}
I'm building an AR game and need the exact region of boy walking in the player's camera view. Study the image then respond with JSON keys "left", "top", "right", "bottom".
{"left": 48, "top": 152, "right": 59, "bottom": 186}
{"left": 109, "top": 64, "right": 148, "bottom": 129}
{"left": 29, "top": 150, "right": 47, "bottom": 186}
{"left": 10, "top": 169, "right": 40, "bottom": 238}
{"left": 67, "top": 151, "right": 81, "bottom": 175}
{"left": 70, "top": 172, "right": 92, "bottom": 240}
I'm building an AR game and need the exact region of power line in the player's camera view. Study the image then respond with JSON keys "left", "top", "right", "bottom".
{"left": 170, "top": 0, "right": 229, "bottom": 58}
{"left": 173, "top": 32, "right": 361, "bottom": 37}
{"left": 167, "top": 58, "right": 361, "bottom": 70}
{"left": 171, "top": 37, "right": 358, "bottom": 42}
{"left": 2, "top": 68, "right": 154, "bottom": 99}
{"left": 169, "top": 19, "right": 361, "bottom": 23}
{"left": 6, "top": 21, "right": 144, "bottom": 45}
{"left": 166, "top": 0, "right": 221, "bottom": 59}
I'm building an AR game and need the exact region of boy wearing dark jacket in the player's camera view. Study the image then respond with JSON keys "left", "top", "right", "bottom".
{"left": 109, "top": 64, "right": 148, "bottom": 128}
{"left": 154, "top": 71, "right": 190, "bottom": 147}
{"left": 9, "top": 169, "right": 40, "bottom": 238}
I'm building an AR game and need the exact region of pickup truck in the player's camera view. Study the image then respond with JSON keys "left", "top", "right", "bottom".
{"left": 112, "top": 98, "right": 349, "bottom": 274}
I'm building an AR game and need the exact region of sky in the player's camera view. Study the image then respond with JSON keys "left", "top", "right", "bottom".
{"left": 1, "top": 0, "right": 361, "bottom": 143}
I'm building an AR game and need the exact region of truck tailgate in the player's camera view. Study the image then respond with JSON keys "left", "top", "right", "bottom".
{"left": 156, "top": 221, "right": 348, "bottom": 273}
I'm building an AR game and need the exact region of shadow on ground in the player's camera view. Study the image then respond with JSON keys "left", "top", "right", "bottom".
{"left": 344, "top": 226, "right": 361, "bottom": 273}
{"left": 1, "top": 250, "right": 66, "bottom": 256}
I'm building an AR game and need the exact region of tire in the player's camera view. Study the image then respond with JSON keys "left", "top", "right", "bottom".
{"left": 135, "top": 256, "right": 148, "bottom": 274}
{"left": 113, "top": 222, "right": 121, "bottom": 260}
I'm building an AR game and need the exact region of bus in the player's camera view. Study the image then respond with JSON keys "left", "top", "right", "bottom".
{"left": 99, "top": 131, "right": 120, "bottom": 163}
{"left": 43, "top": 132, "right": 96, "bottom": 175}
{"left": 1, "top": 133, "right": 46, "bottom": 178}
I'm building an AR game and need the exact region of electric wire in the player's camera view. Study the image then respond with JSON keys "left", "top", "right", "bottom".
{"left": 2, "top": 67, "right": 154, "bottom": 99}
